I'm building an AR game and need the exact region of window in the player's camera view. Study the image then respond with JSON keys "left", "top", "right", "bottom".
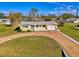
{"left": 24, "top": 26, "right": 28, "bottom": 27}
{"left": 43, "top": 25, "right": 46, "bottom": 27}
{"left": 3, "top": 20, "right": 7, "bottom": 22}
{"left": 36, "top": 25, "right": 39, "bottom": 27}
{"left": 31, "top": 25, "right": 34, "bottom": 27}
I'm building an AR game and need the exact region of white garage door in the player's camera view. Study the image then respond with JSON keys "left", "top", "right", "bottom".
{"left": 47, "top": 25, "right": 56, "bottom": 30}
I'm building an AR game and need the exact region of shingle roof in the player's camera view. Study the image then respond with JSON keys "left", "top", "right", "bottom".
{"left": 20, "top": 21, "right": 57, "bottom": 26}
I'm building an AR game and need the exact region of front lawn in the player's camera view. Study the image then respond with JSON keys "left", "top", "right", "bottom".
{"left": 0, "top": 36, "right": 62, "bottom": 57}
{"left": 58, "top": 23, "right": 79, "bottom": 41}
{"left": 0, "top": 24, "right": 17, "bottom": 37}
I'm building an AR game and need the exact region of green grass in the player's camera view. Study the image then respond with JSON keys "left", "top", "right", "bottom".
{"left": 0, "top": 24, "right": 17, "bottom": 37}
{"left": 58, "top": 23, "right": 79, "bottom": 41}
{"left": 0, "top": 36, "right": 62, "bottom": 57}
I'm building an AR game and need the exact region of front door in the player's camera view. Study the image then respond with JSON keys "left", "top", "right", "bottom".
{"left": 31, "top": 25, "right": 35, "bottom": 31}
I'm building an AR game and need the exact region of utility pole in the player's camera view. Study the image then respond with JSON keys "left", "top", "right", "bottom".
{"left": 76, "top": 8, "right": 79, "bottom": 16}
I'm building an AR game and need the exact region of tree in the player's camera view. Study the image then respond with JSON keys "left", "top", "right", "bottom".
{"left": 8, "top": 12, "right": 23, "bottom": 29}
{"left": 61, "top": 13, "right": 75, "bottom": 19}
{"left": 29, "top": 8, "right": 38, "bottom": 21}
{"left": 48, "top": 14, "right": 57, "bottom": 18}
{"left": 30, "top": 8, "right": 38, "bottom": 16}
{"left": 41, "top": 15, "right": 52, "bottom": 21}
{"left": 0, "top": 13, "right": 4, "bottom": 19}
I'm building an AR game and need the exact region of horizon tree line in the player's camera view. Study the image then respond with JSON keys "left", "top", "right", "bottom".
{"left": 0, "top": 8, "right": 78, "bottom": 29}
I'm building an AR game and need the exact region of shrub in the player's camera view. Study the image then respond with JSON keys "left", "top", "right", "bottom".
{"left": 77, "top": 25, "right": 79, "bottom": 27}
{"left": 58, "top": 22, "right": 65, "bottom": 27}
{"left": 5, "top": 25, "right": 12, "bottom": 27}
{"left": 27, "top": 30, "right": 31, "bottom": 32}
{"left": 15, "top": 27, "right": 22, "bottom": 32}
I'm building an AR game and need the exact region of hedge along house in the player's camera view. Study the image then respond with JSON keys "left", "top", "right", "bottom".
{"left": 20, "top": 20, "right": 57, "bottom": 31}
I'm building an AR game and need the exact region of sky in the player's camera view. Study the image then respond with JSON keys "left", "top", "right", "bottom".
{"left": 0, "top": 2, "right": 79, "bottom": 16}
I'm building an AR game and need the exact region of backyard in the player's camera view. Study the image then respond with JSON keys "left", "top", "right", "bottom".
{"left": 58, "top": 23, "right": 79, "bottom": 41}
{"left": 0, "top": 36, "right": 62, "bottom": 57}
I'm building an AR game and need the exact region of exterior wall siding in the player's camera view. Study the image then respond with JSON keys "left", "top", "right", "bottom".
{"left": 0, "top": 19, "right": 11, "bottom": 25}
{"left": 47, "top": 25, "right": 56, "bottom": 30}
{"left": 20, "top": 25, "right": 56, "bottom": 31}
{"left": 20, "top": 25, "right": 32, "bottom": 31}
{"left": 34, "top": 27, "right": 47, "bottom": 31}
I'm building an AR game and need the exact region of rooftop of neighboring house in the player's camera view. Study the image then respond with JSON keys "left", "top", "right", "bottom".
{"left": 23, "top": 17, "right": 45, "bottom": 21}
{"left": 0, "top": 19, "right": 10, "bottom": 22}
{"left": 0, "top": 19, "right": 10, "bottom": 21}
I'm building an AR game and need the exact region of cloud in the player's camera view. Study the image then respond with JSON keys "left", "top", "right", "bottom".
{"left": 62, "top": 4, "right": 66, "bottom": 6}
{"left": 54, "top": 8, "right": 58, "bottom": 10}
{"left": 60, "top": 7, "right": 64, "bottom": 10}
{"left": 49, "top": 9, "right": 76, "bottom": 16}
{"left": 49, "top": 11, "right": 56, "bottom": 13}
{"left": 54, "top": 7, "right": 64, "bottom": 11}
{"left": 66, "top": 5, "right": 73, "bottom": 10}
{"left": 49, "top": 11, "right": 64, "bottom": 15}
{"left": 67, "top": 5, "right": 73, "bottom": 7}
{"left": 60, "top": 10, "right": 76, "bottom": 15}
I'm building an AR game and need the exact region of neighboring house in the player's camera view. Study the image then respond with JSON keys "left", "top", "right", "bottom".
{"left": 0, "top": 19, "right": 11, "bottom": 25}
{"left": 60, "top": 18, "right": 76, "bottom": 23}
{"left": 20, "top": 21, "right": 57, "bottom": 31}
{"left": 0, "top": 19, "right": 3, "bottom": 23}
{"left": 60, "top": 19, "right": 67, "bottom": 23}
{"left": 66, "top": 18, "right": 76, "bottom": 22}
{"left": 23, "top": 17, "right": 45, "bottom": 21}
{"left": 73, "top": 19, "right": 79, "bottom": 23}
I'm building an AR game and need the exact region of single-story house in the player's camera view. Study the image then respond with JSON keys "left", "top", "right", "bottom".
{"left": 74, "top": 25, "right": 79, "bottom": 30}
{"left": 60, "top": 19, "right": 67, "bottom": 23}
{"left": 60, "top": 18, "right": 76, "bottom": 23}
{"left": 0, "top": 19, "right": 11, "bottom": 25}
{"left": 73, "top": 19, "right": 79, "bottom": 23}
{"left": 66, "top": 18, "right": 76, "bottom": 22}
{"left": 20, "top": 21, "right": 57, "bottom": 31}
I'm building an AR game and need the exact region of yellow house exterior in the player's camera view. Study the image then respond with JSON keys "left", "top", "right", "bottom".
{"left": 20, "top": 21, "right": 57, "bottom": 31}
{"left": 20, "top": 25, "right": 32, "bottom": 31}
{"left": 20, "top": 25, "right": 47, "bottom": 31}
